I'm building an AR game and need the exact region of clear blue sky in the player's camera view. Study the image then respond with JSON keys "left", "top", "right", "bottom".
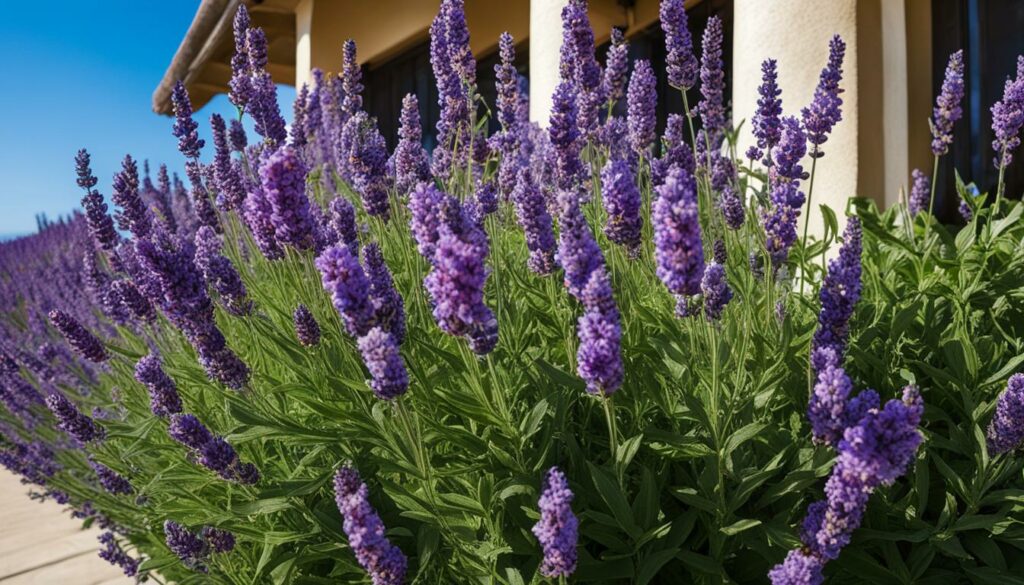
{"left": 0, "top": 1, "right": 295, "bottom": 238}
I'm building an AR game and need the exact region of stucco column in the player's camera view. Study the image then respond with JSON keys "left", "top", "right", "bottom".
{"left": 732, "top": 0, "right": 860, "bottom": 238}
{"left": 295, "top": 0, "right": 314, "bottom": 88}
{"left": 530, "top": 0, "right": 570, "bottom": 126}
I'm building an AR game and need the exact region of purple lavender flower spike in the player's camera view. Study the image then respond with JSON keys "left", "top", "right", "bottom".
{"left": 249, "top": 70, "right": 289, "bottom": 145}
{"left": 652, "top": 114, "right": 696, "bottom": 187}
{"left": 908, "top": 168, "right": 930, "bottom": 216}
{"left": 89, "top": 458, "right": 132, "bottom": 495}
{"left": 769, "top": 550, "right": 824, "bottom": 585}
{"left": 602, "top": 28, "right": 629, "bottom": 105}
{"left": 111, "top": 155, "right": 152, "bottom": 239}
{"left": 98, "top": 532, "right": 139, "bottom": 577}
{"left": 329, "top": 197, "right": 360, "bottom": 254}
{"left": 49, "top": 310, "right": 107, "bottom": 362}
{"left": 444, "top": 0, "right": 475, "bottom": 86}
{"left": 719, "top": 184, "right": 745, "bottom": 230}
{"left": 194, "top": 226, "right": 252, "bottom": 315}
{"left": 560, "top": 0, "right": 603, "bottom": 139}
{"left": 228, "top": 5, "right": 251, "bottom": 110}
{"left": 357, "top": 327, "right": 409, "bottom": 400}
{"left": 345, "top": 113, "right": 391, "bottom": 220}
{"left": 363, "top": 243, "right": 406, "bottom": 345}
{"left": 316, "top": 244, "right": 375, "bottom": 338}
{"left": 627, "top": 59, "right": 657, "bottom": 155}
{"left": 393, "top": 94, "right": 430, "bottom": 195}
{"left": 164, "top": 520, "right": 206, "bottom": 566}
{"left": 171, "top": 81, "right": 204, "bottom": 159}
{"left": 111, "top": 279, "right": 157, "bottom": 323}
{"left": 184, "top": 161, "right": 221, "bottom": 233}
{"left": 701, "top": 262, "right": 732, "bottom": 320}
{"left": 341, "top": 39, "right": 363, "bottom": 116}
{"left": 168, "top": 413, "right": 213, "bottom": 451}
{"left": 987, "top": 373, "right": 1024, "bottom": 454}
{"left": 807, "top": 347, "right": 856, "bottom": 447}
{"left": 334, "top": 466, "right": 408, "bottom": 585}
{"left": 811, "top": 217, "right": 862, "bottom": 358}
{"left": 931, "top": 50, "right": 965, "bottom": 156}
{"left": 653, "top": 167, "right": 704, "bottom": 312}
{"left": 600, "top": 159, "right": 642, "bottom": 258}
{"left": 511, "top": 168, "right": 558, "bottom": 275}
{"left": 750, "top": 59, "right": 784, "bottom": 165}
{"left": 202, "top": 527, "right": 236, "bottom": 554}
{"left": 661, "top": 0, "right": 699, "bottom": 90}
{"left": 532, "top": 467, "right": 578, "bottom": 578}
{"left": 576, "top": 268, "right": 624, "bottom": 396}
{"left": 698, "top": 16, "right": 727, "bottom": 147}
{"left": 293, "top": 304, "right": 322, "bottom": 347}
{"left": 556, "top": 191, "right": 605, "bottom": 301}
{"left": 763, "top": 116, "right": 808, "bottom": 266}
{"left": 991, "top": 57, "right": 1024, "bottom": 169}
{"left": 76, "top": 150, "right": 119, "bottom": 251}
{"left": 802, "top": 36, "right": 846, "bottom": 158}
{"left": 476, "top": 180, "right": 498, "bottom": 215}
{"left": 424, "top": 218, "right": 498, "bottom": 354}
{"left": 45, "top": 392, "right": 104, "bottom": 443}
{"left": 229, "top": 118, "right": 248, "bottom": 152}
{"left": 200, "top": 437, "right": 240, "bottom": 479}
{"left": 211, "top": 114, "right": 246, "bottom": 210}
{"left": 243, "top": 185, "right": 285, "bottom": 260}
{"left": 135, "top": 354, "right": 183, "bottom": 417}
{"left": 260, "top": 146, "right": 316, "bottom": 250}
{"left": 495, "top": 32, "right": 519, "bottom": 135}
{"left": 549, "top": 81, "right": 586, "bottom": 190}
{"left": 407, "top": 183, "right": 456, "bottom": 261}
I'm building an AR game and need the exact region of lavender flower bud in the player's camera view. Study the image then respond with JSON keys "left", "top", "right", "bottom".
{"left": 202, "top": 527, "right": 236, "bottom": 554}
{"left": 801, "top": 36, "right": 846, "bottom": 158}
{"left": 345, "top": 113, "right": 391, "bottom": 220}
{"left": 931, "top": 50, "right": 965, "bottom": 156}
{"left": 750, "top": 59, "right": 783, "bottom": 165}
{"left": 194, "top": 226, "right": 252, "bottom": 315}
{"left": 908, "top": 168, "right": 930, "bottom": 216}
{"left": 532, "top": 467, "right": 578, "bottom": 578}
{"left": 98, "top": 532, "right": 139, "bottom": 577}
{"left": 171, "top": 82, "right": 204, "bottom": 159}
{"left": 164, "top": 520, "right": 206, "bottom": 565}
{"left": 260, "top": 146, "right": 316, "bottom": 250}
{"left": 701, "top": 262, "right": 732, "bottom": 320}
{"left": 769, "top": 550, "right": 824, "bottom": 585}
{"left": 333, "top": 466, "right": 408, "bottom": 585}
{"left": 600, "top": 159, "right": 642, "bottom": 258}
{"left": 549, "top": 81, "right": 586, "bottom": 190}
{"left": 602, "top": 28, "right": 630, "bottom": 104}
{"left": 357, "top": 327, "right": 409, "bottom": 400}
{"left": 576, "top": 269, "right": 624, "bottom": 396}
{"left": 111, "top": 155, "right": 152, "bottom": 239}
{"left": 393, "top": 94, "right": 430, "bottom": 194}
{"left": 110, "top": 279, "right": 157, "bottom": 323}
{"left": 316, "top": 245, "right": 374, "bottom": 338}
{"left": 661, "top": 0, "right": 698, "bottom": 90}
{"left": 987, "top": 373, "right": 1024, "bottom": 454}
{"left": 627, "top": 59, "right": 657, "bottom": 154}
{"left": 49, "top": 310, "right": 107, "bottom": 362}
{"left": 293, "top": 304, "right": 321, "bottom": 347}
{"left": 698, "top": 17, "right": 727, "bottom": 146}
{"left": 556, "top": 191, "right": 605, "bottom": 301}
{"left": 168, "top": 414, "right": 213, "bottom": 451}
{"left": 45, "top": 392, "right": 104, "bottom": 443}
{"left": 89, "top": 458, "right": 132, "bottom": 495}
{"left": 363, "top": 243, "right": 406, "bottom": 345}
{"left": 134, "top": 354, "right": 183, "bottom": 417}
{"left": 341, "top": 39, "right": 363, "bottom": 116}
{"left": 210, "top": 114, "right": 246, "bottom": 210}
{"left": 511, "top": 169, "right": 558, "bottom": 275}
{"left": 654, "top": 167, "right": 704, "bottom": 309}
{"left": 811, "top": 218, "right": 862, "bottom": 359}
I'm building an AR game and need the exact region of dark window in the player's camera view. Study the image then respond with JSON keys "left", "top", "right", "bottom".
{"left": 362, "top": 40, "right": 529, "bottom": 153}
{"left": 933, "top": 0, "right": 1024, "bottom": 220}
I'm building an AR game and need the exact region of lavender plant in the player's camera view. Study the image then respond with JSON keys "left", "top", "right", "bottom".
{"left": 1, "top": 2, "right": 1022, "bottom": 584}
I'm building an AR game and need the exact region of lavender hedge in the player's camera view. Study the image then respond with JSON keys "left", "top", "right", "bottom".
{"left": 1, "top": 1, "right": 1023, "bottom": 583}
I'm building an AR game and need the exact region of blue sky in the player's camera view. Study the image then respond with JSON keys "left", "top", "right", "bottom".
{"left": 0, "top": 1, "right": 294, "bottom": 238}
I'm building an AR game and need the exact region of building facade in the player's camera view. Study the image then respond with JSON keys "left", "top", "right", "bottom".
{"left": 154, "top": 0, "right": 1024, "bottom": 230}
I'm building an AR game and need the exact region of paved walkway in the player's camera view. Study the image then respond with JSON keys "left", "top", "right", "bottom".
{"left": 0, "top": 470, "right": 131, "bottom": 584}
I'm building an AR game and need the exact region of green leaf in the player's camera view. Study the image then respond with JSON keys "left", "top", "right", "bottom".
{"left": 720, "top": 518, "right": 761, "bottom": 535}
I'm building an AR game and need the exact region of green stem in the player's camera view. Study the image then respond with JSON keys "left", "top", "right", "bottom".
{"left": 799, "top": 153, "right": 820, "bottom": 295}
